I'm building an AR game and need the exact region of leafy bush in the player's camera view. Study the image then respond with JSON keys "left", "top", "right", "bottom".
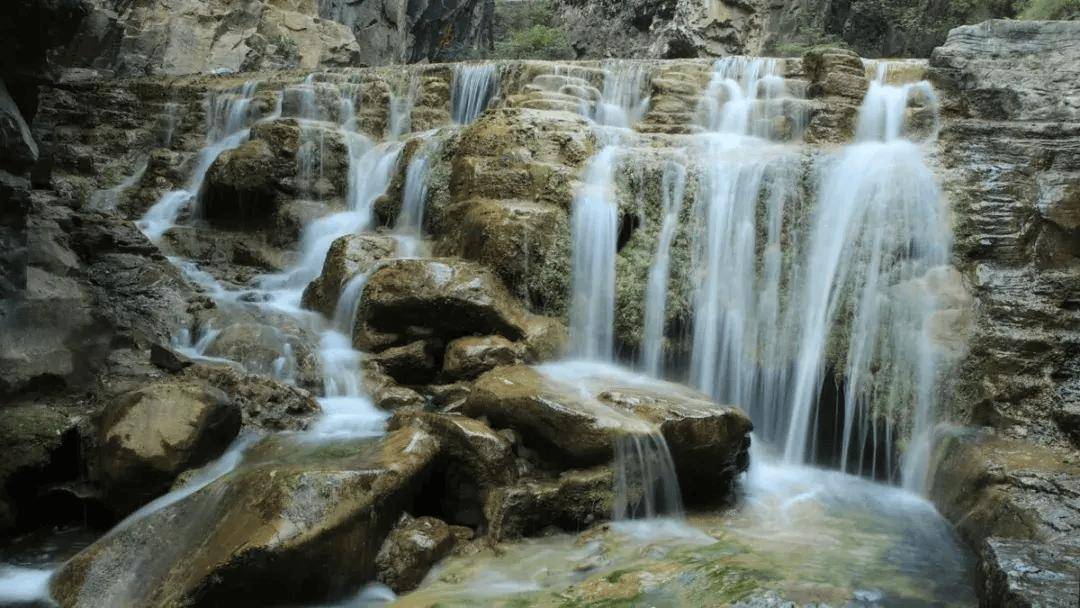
{"left": 1015, "top": 0, "right": 1080, "bottom": 19}
{"left": 494, "top": 25, "right": 575, "bottom": 60}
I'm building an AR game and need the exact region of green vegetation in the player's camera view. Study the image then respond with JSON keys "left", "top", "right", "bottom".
{"left": 1015, "top": 0, "right": 1080, "bottom": 19}
{"left": 494, "top": 25, "right": 575, "bottom": 60}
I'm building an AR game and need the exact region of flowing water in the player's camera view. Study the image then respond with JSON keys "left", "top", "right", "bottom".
{"left": 0, "top": 59, "right": 974, "bottom": 606}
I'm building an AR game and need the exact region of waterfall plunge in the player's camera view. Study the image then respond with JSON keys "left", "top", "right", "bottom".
{"left": 451, "top": 63, "right": 498, "bottom": 124}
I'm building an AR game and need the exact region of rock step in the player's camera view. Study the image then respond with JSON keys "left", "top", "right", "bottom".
{"left": 530, "top": 74, "right": 592, "bottom": 91}
{"left": 510, "top": 97, "right": 586, "bottom": 114}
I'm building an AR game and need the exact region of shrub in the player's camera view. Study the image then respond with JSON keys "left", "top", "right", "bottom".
{"left": 1016, "top": 0, "right": 1080, "bottom": 19}
{"left": 494, "top": 25, "right": 575, "bottom": 60}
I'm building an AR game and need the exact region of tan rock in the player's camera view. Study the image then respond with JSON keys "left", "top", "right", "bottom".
{"left": 442, "top": 335, "right": 524, "bottom": 381}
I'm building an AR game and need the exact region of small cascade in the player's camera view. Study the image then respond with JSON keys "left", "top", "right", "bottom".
{"left": 589, "top": 61, "right": 651, "bottom": 131}
{"left": 88, "top": 158, "right": 148, "bottom": 211}
{"left": 138, "top": 81, "right": 266, "bottom": 241}
{"left": 394, "top": 137, "right": 438, "bottom": 257}
{"left": 569, "top": 146, "right": 620, "bottom": 360}
{"left": 388, "top": 73, "right": 419, "bottom": 139}
{"left": 160, "top": 101, "right": 181, "bottom": 147}
{"left": 697, "top": 57, "right": 788, "bottom": 137}
{"left": 451, "top": 63, "right": 498, "bottom": 124}
{"left": 640, "top": 159, "right": 686, "bottom": 376}
{"left": 613, "top": 432, "right": 684, "bottom": 520}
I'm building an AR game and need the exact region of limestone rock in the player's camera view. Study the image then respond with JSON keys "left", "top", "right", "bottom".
{"left": 202, "top": 321, "right": 321, "bottom": 390}
{"left": 182, "top": 362, "right": 320, "bottom": 431}
{"left": 355, "top": 258, "right": 548, "bottom": 350}
{"left": 462, "top": 364, "right": 752, "bottom": 495}
{"left": 97, "top": 377, "right": 241, "bottom": 512}
{"left": 58, "top": 0, "right": 362, "bottom": 77}
{"left": 441, "top": 335, "right": 524, "bottom": 381}
{"left": 301, "top": 233, "right": 397, "bottom": 318}
{"left": 389, "top": 411, "right": 515, "bottom": 487}
{"left": 0, "top": 79, "right": 38, "bottom": 169}
{"left": 371, "top": 340, "right": 439, "bottom": 385}
{"left": 375, "top": 513, "right": 458, "bottom": 593}
{"left": 51, "top": 426, "right": 442, "bottom": 607}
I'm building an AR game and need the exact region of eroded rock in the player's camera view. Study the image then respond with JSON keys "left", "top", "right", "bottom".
{"left": 375, "top": 513, "right": 459, "bottom": 593}
{"left": 441, "top": 335, "right": 524, "bottom": 381}
{"left": 301, "top": 233, "right": 397, "bottom": 317}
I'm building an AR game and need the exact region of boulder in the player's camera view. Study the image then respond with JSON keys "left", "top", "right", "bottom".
{"left": 375, "top": 514, "right": 460, "bottom": 593}
{"left": 441, "top": 335, "right": 524, "bottom": 381}
{"left": 182, "top": 363, "right": 320, "bottom": 431}
{"left": 51, "top": 425, "right": 441, "bottom": 607}
{"left": 202, "top": 321, "right": 320, "bottom": 390}
{"left": 301, "top": 233, "right": 397, "bottom": 317}
{"left": 370, "top": 340, "right": 438, "bottom": 385}
{"left": 483, "top": 467, "right": 613, "bottom": 541}
{"left": 461, "top": 363, "right": 752, "bottom": 498}
{"left": 97, "top": 377, "right": 241, "bottom": 512}
{"left": 355, "top": 258, "right": 553, "bottom": 350}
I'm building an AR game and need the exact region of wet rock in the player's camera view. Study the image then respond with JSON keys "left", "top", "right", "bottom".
{"left": 802, "top": 47, "right": 866, "bottom": 143}
{"left": 96, "top": 377, "right": 241, "bottom": 512}
{"left": 980, "top": 537, "right": 1080, "bottom": 608}
{"left": 51, "top": 426, "right": 441, "bottom": 607}
{"left": 461, "top": 364, "right": 752, "bottom": 496}
{"left": 389, "top": 411, "right": 515, "bottom": 487}
{"left": 183, "top": 363, "right": 320, "bottom": 431}
{"left": 301, "top": 233, "right": 397, "bottom": 318}
{"left": 372, "top": 340, "right": 439, "bottom": 385}
{"left": 441, "top": 335, "right": 524, "bottom": 381}
{"left": 355, "top": 258, "right": 555, "bottom": 350}
{"left": 484, "top": 467, "right": 613, "bottom": 541}
{"left": 375, "top": 513, "right": 458, "bottom": 593}
{"left": 202, "top": 321, "right": 321, "bottom": 390}
{"left": 149, "top": 343, "right": 193, "bottom": 373}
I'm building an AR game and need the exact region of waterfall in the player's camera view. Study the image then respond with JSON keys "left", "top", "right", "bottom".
{"left": 451, "top": 63, "right": 498, "bottom": 124}
{"left": 570, "top": 146, "right": 620, "bottom": 360}
{"left": 640, "top": 159, "right": 686, "bottom": 375}
{"left": 613, "top": 432, "right": 685, "bottom": 520}
{"left": 394, "top": 135, "right": 438, "bottom": 257}
{"left": 388, "top": 74, "right": 419, "bottom": 138}
{"left": 138, "top": 81, "right": 266, "bottom": 241}
{"left": 781, "top": 66, "right": 951, "bottom": 485}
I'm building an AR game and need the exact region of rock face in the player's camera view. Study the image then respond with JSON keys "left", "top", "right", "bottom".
{"left": 96, "top": 377, "right": 241, "bottom": 512}
{"left": 318, "top": 0, "right": 494, "bottom": 64}
{"left": 979, "top": 538, "right": 1080, "bottom": 608}
{"left": 58, "top": 0, "right": 362, "bottom": 76}
{"left": 551, "top": 0, "right": 1018, "bottom": 60}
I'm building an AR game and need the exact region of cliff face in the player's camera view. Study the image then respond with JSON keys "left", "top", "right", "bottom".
{"left": 551, "top": 0, "right": 1018, "bottom": 59}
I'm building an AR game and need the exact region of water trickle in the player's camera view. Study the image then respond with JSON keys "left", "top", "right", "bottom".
{"left": 394, "top": 135, "right": 439, "bottom": 257}
{"left": 451, "top": 63, "right": 498, "bottom": 124}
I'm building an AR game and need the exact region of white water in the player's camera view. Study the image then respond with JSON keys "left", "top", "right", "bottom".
{"left": 640, "top": 158, "right": 686, "bottom": 375}
{"left": 138, "top": 81, "right": 265, "bottom": 242}
{"left": 394, "top": 134, "right": 439, "bottom": 257}
{"left": 0, "top": 566, "right": 53, "bottom": 605}
{"left": 451, "top": 63, "right": 498, "bottom": 124}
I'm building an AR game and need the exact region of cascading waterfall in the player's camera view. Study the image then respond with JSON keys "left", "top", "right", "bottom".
{"left": 393, "top": 135, "right": 439, "bottom": 257}
{"left": 569, "top": 63, "right": 654, "bottom": 361}
{"left": 640, "top": 158, "right": 686, "bottom": 375}
{"left": 451, "top": 63, "right": 498, "bottom": 124}
{"left": 138, "top": 81, "right": 266, "bottom": 241}
{"left": 782, "top": 64, "right": 950, "bottom": 486}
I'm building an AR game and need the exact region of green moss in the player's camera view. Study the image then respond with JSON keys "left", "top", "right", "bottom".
{"left": 494, "top": 26, "right": 575, "bottom": 61}
{"left": 1016, "top": 0, "right": 1080, "bottom": 18}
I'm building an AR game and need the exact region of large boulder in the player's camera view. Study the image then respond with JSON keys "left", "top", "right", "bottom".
{"left": 96, "top": 377, "right": 241, "bottom": 513}
{"left": 301, "top": 233, "right": 397, "bottom": 318}
{"left": 461, "top": 363, "right": 752, "bottom": 503}
{"left": 51, "top": 425, "right": 442, "bottom": 607}
{"left": 354, "top": 258, "right": 562, "bottom": 353}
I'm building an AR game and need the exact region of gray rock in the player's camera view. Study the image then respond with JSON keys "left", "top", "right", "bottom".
{"left": 0, "top": 79, "right": 38, "bottom": 169}
{"left": 980, "top": 537, "right": 1080, "bottom": 608}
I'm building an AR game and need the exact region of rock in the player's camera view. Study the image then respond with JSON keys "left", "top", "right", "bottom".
{"left": 301, "top": 233, "right": 397, "bottom": 318}
{"left": 182, "top": 362, "right": 320, "bottom": 431}
{"left": 0, "top": 79, "right": 38, "bottom": 169}
{"left": 57, "top": 0, "right": 361, "bottom": 77}
{"left": 0, "top": 404, "right": 81, "bottom": 536}
{"left": 462, "top": 364, "right": 752, "bottom": 498}
{"left": 441, "top": 335, "right": 524, "bottom": 381}
{"left": 371, "top": 340, "right": 438, "bottom": 385}
{"left": 150, "top": 343, "right": 193, "bottom": 373}
{"left": 483, "top": 467, "right": 613, "bottom": 541}
{"left": 320, "top": 0, "right": 493, "bottom": 64}
{"left": 375, "top": 513, "right": 458, "bottom": 593}
{"left": 980, "top": 537, "right": 1080, "bottom": 608}
{"left": 96, "top": 377, "right": 241, "bottom": 512}
{"left": 355, "top": 258, "right": 555, "bottom": 350}
{"left": 202, "top": 321, "right": 320, "bottom": 390}
{"left": 389, "top": 411, "right": 515, "bottom": 487}
{"left": 51, "top": 426, "right": 442, "bottom": 607}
